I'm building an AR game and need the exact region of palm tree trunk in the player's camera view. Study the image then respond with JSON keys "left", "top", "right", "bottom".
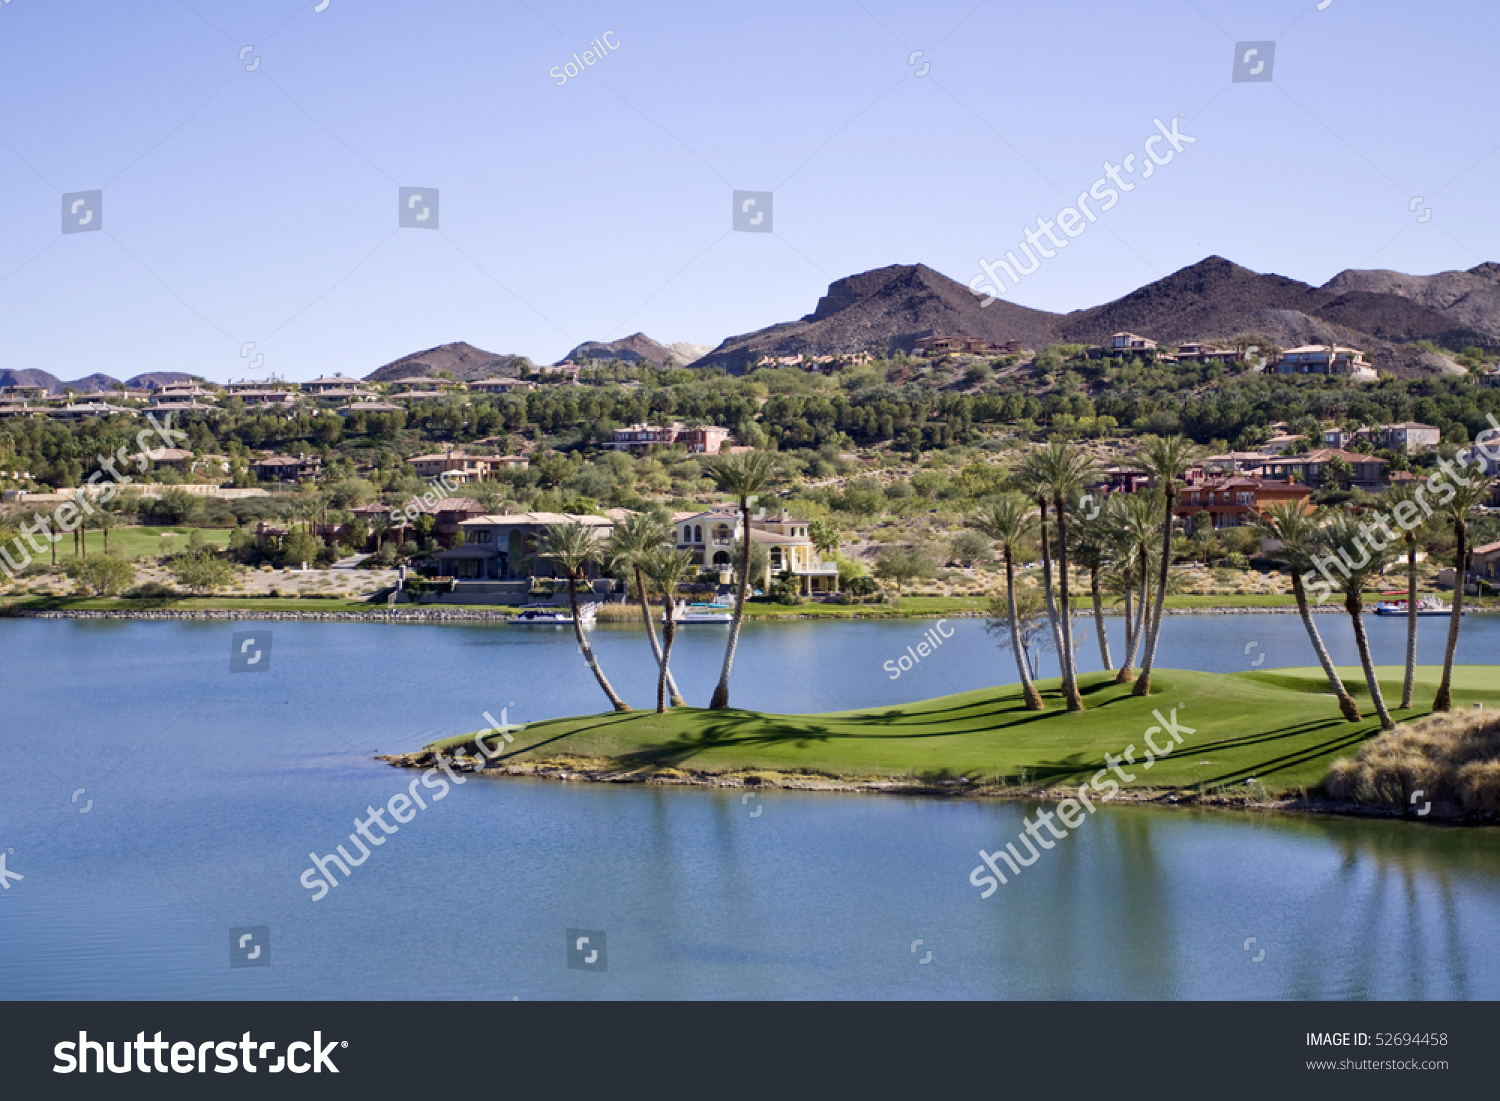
{"left": 1400, "top": 539, "right": 1417, "bottom": 710}
{"left": 1292, "top": 573, "right": 1361, "bottom": 721}
{"left": 1434, "top": 521, "right": 1467, "bottom": 712}
{"left": 709, "top": 499, "right": 753, "bottom": 709}
{"left": 635, "top": 565, "right": 685, "bottom": 706}
{"left": 1054, "top": 496, "right": 1083, "bottom": 710}
{"left": 1133, "top": 490, "right": 1175, "bottom": 697}
{"left": 1090, "top": 565, "right": 1112, "bottom": 671}
{"left": 1036, "top": 498, "right": 1065, "bottom": 659}
{"left": 1115, "top": 572, "right": 1138, "bottom": 684}
{"left": 1347, "top": 592, "right": 1394, "bottom": 730}
{"left": 657, "top": 611, "right": 678, "bottom": 714}
{"left": 1006, "top": 547, "right": 1044, "bottom": 710}
{"left": 568, "top": 568, "right": 630, "bottom": 712}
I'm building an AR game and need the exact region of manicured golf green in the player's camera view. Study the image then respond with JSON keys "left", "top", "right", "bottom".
{"left": 428, "top": 666, "right": 1500, "bottom": 794}
{"left": 43, "top": 525, "right": 233, "bottom": 560}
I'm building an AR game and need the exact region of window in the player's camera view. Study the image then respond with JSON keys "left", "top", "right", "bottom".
{"left": 694, "top": 525, "right": 703, "bottom": 544}
{"left": 471, "top": 530, "right": 493, "bottom": 544}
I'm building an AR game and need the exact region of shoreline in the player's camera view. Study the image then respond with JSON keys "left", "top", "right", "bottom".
{"left": 373, "top": 751, "right": 1495, "bottom": 825}
{"left": 0, "top": 603, "right": 1389, "bottom": 623}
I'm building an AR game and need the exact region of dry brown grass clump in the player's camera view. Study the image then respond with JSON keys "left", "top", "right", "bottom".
{"left": 1325, "top": 709, "right": 1500, "bottom": 814}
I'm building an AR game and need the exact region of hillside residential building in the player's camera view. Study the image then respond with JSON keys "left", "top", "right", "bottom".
{"left": 249, "top": 454, "right": 322, "bottom": 482}
{"left": 1202, "top": 451, "right": 1278, "bottom": 474}
{"left": 1260, "top": 434, "right": 1306, "bottom": 455}
{"left": 1173, "top": 343, "right": 1242, "bottom": 365}
{"left": 913, "top": 335, "right": 1005, "bottom": 356}
{"left": 609, "top": 422, "right": 730, "bottom": 455}
{"left": 229, "top": 389, "right": 299, "bottom": 407}
{"left": 302, "top": 375, "right": 366, "bottom": 395}
{"left": 48, "top": 402, "right": 139, "bottom": 420}
{"left": 1382, "top": 422, "right": 1442, "bottom": 453}
{"left": 1175, "top": 477, "right": 1312, "bottom": 529}
{"left": 433, "top": 511, "right": 618, "bottom": 581}
{"left": 469, "top": 377, "right": 534, "bottom": 394}
{"left": 408, "top": 450, "right": 529, "bottom": 482}
{"left": 1249, "top": 449, "right": 1388, "bottom": 490}
{"left": 1273, "top": 345, "right": 1377, "bottom": 381}
{"left": 672, "top": 505, "right": 839, "bottom": 594}
{"left": 386, "top": 376, "right": 464, "bottom": 393}
{"left": 1111, "top": 332, "right": 1158, "bottom": 353}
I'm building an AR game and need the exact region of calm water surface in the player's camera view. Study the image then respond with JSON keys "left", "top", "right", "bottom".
{"left": 1, "top": 612, "right": 1497, "bottom": 1000}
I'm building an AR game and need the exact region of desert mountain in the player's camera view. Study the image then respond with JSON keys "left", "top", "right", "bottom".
{"left": 689, "top": 256, "right": 1499, "bottom": 378}
{"left": 559, "top": 334, "right": 714, "bottom": 367}
{"left": 0, "top": 368, "right": 195, "bottom": 394}
{"left": 364, "top": 341, "right": 530, "bottom": 384}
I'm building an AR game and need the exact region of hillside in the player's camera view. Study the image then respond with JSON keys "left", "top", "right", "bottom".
{"left": 363, "top": 341, "right": 530, "bottom": 384}
{"left": 689, "top": 256, "right": 1500, "bottom": 377}
{"left": 0, "top": 368, "right": 196, "bottom": 394}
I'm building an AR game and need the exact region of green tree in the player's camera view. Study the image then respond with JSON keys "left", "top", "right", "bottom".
{"left": 968, "top": 494, "right": 1044, "bottom": 710}
{"left": 77, "top": 553, "right": 134, "bottom": 596}
{"left": 167, "top": 550, "right": 235, "bottom": 594}
{"left": 703, "top": 449, "right": 779, "bottom": 710}
{"left": 1320, "top": 513, "right": 1399, "bottom": 730}
{"left": 1252, "top": 502, "right": 1361, "bottom": 721}
{"left": 1133, "top": 435, "right": 1200, "bottom": 697}
{"left": 1432, "top": 473, "right": 1494, "bottom": 711}
{"left": 540, "top": 521, "right": 630, "bottom": 712}
{"left": 606, "top": 508, "right": 684, "bottom": 706}
{"left": 641, "top": 547, "right": 695, "bottom": 713}
{"left": 872, "top": 544, "right": 935, "bottom": 602}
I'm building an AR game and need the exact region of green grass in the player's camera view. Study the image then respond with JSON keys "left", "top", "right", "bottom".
{"left": 44, "top": 526, "right": 233, "bottom": 560}
{"left": 426, "top": 665, "right": 1500, "bottom": 795}
{"left": 2, "top": 594, "right": 382, "bottom": 612}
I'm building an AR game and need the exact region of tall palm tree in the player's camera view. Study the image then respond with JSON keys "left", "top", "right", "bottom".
{"left": 1133, "top": 435, "right": 1200, "bottom": 697}
{"left": 1070, "top": 502, "right": 1115, "bottom": 674}
{"left": 540, "top": 521, "right": 630, "bottom": 712}
{"left": 1321, "top": 513, "right": 1398, "bottom": 730}
{"left": 969, "top": 494, "right": 1044, "bottom": 710}
{"left": 704, "top": 450, "right": 779, "bottom": 710}
{"left": 1108, "top": 493, "right": 1161, "bottom": 684}
{"left": 642, "top": 547, "right": 695, "bottom": 713}
{"left": 1011, "top": 452, "right": 1065, "bottom": 677}
{"left": 369, "top": 513, "right": 391, "bottom": 554}
{"left": 96, "top": 506, "right": 120, "bottom": 556}
{"left": 1382, "top": 484, "right": 1435, "bottom": 710}
{"left": 1433, "top": 472, "right": 1494, "bottom": 711}
{"left": 1253, "top": 501, "right": 1361, "bottom": 721}
{"left": 606, "top": 508, "right": 685, "bottom": 707}
{"left": 1037, "top": 444, "right": 1099, "bottom": 710}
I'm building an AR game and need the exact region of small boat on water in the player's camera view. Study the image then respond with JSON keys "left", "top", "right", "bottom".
{"left": 510, "top": 602, "right": 599, "bottom": 626}
{"left": 664, "top": 602, "right": 733, "bottom": 624}
{"left": 1374, "top": 594, "right": 1462, "bottom": 617}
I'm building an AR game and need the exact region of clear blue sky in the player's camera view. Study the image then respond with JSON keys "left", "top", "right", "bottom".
{"left": 0, "top": 0, "right": 1495, "bottom": 382}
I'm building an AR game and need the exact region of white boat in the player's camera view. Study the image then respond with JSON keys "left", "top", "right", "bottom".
{"left": 1374, "top": 595, "right": 1461, "bottom": 617}
{"left": 511, "top": 602, "right": 599, "bottom": 626}
{"left": 664, "top": 602, "right": 733, "bottom": 624}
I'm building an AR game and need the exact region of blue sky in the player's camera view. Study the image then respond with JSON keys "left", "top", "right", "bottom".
{"left": 0, "top": 0, "right": 1495, "bottom": 382}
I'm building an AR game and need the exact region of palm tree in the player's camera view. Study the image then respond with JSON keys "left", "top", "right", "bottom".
{"left": 1253, "top": 501, "right": 1361, "bottom": 721}
{"left": 968, "top": 494, "right": 1044, "bottom": 710}
{"left": 1382, "top": 484, "right": 1434, "bottom": 710}
{"left": 539, "top": 522, "right": 630, "bottom": 712}
{"left": 1321, "top": 513, "right": 1398, "bottom": 730}
{"left": 1433, "top": 473, "right": 1494, "bottom": 712}
{"left": 703, "top": 449, "right": 779, "bottom": 710}
{"left": 1070, "top": 502, "right": 1115, "bottom": 673}
{"left": 1133, "top": 435, "right": 1200, "bottom": 697}
{"left": 1107, "top": 493, "right": 1161, "bottom": 684}
{"left": 1011, "top": 452, "right": 1065, "bottom": 679}
{"left": 641, "top": 547, "right": 695, "bottom": 713}
{"left": 369, "top": 513, "right": 391, "bottom": 554}
{"left": 606, "top": 508, "right": 685, "bottom": 707}
{"left": 1039, "top": 445, "right": 1098, "bottom": 710}
{"left": 95, "top": 506, "right": 120, "bottom": 556}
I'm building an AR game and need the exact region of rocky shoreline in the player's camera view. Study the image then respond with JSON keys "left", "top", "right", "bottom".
{"left": 374, "top": 750, "right": 1490, "bottom": 824}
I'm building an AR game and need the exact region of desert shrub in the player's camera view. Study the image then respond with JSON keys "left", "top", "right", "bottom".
{"left": 1325, "top": 709, "right": 1500, "bottom": 814}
